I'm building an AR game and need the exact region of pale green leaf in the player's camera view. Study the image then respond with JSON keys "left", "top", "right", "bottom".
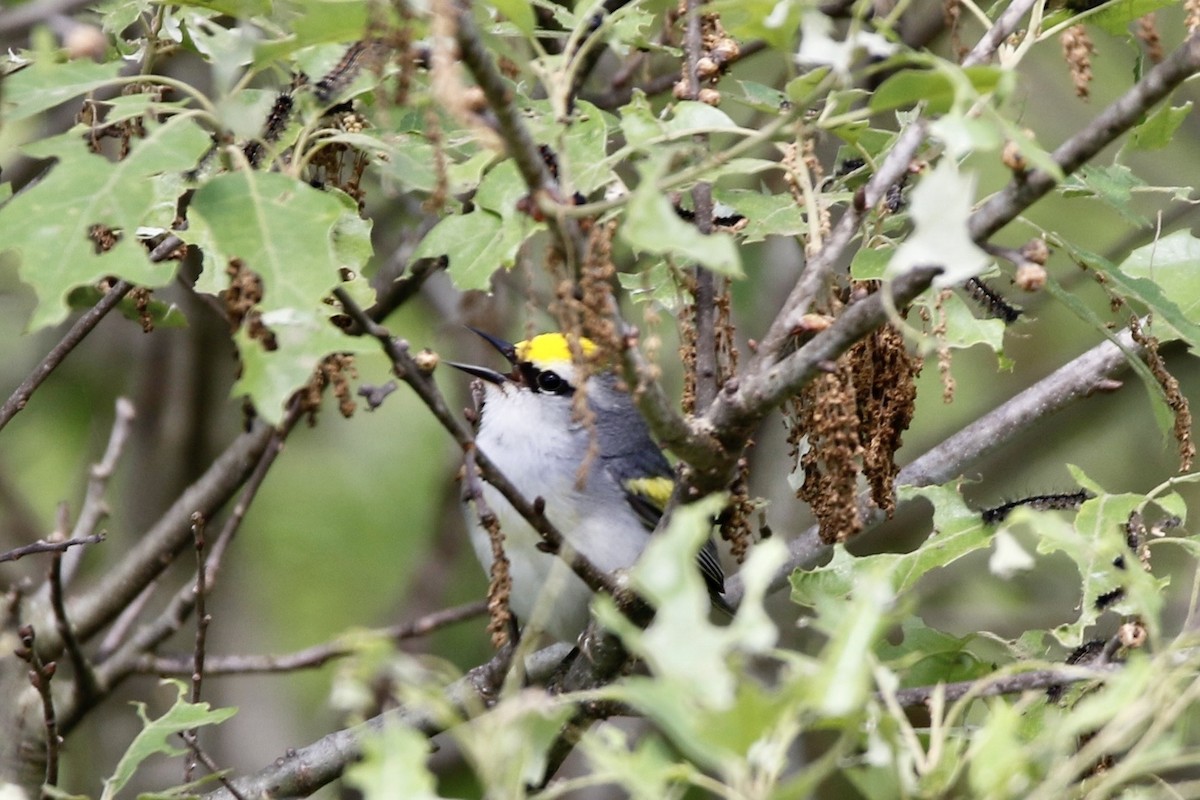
{"left": 1118, "top": 230, "right": 1200, "bottom": 335}
{"left": 870, "top": 66, "right": 1005, "bottom": 115}
{"left": 887, "top": 159, "right": 991, "bottom": 287}
{"left": 343, "top": 724, "right": 445, "bottom": 800}
{"left": 488, "top": 0, "right": 536, "bottom": 37}
{"left": 1, "top": 60, "right": 122, "bottom": 122}
{"left": 711, "top": 189, "right": 806, "bottom": 243}
{"left": 1128, "top": 102, "right": 1193, "bottom": 151}
{"left": 412, "top": 210, "right": 533, "bottom": 291}
{"left": 620, "top": 168, "right": 742, "bottom": 277}
{"left": 101, "top": 680, "right": 236, "bottom": 800}
{"left": 0, "top": 115, "right": 211, "bottom": 330}
{"left": 1060, "top": 163, "right": 1148, "bottom": 226}
{"left": 1086, "top": 0, "right": 1177, "bottom": 35}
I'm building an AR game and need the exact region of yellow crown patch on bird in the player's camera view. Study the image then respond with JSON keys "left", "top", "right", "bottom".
{"left": 515, "top": 333, "right": 598, "bottom": 365}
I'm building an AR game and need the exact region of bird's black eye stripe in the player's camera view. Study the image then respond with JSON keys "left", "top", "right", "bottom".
{"left": 517, "top": 363, "right": 574, "bottom": 395}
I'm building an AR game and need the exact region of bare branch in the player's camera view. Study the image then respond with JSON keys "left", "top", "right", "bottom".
{"left": 185, "top": 513, "right": 211, "bottom": 784}
{"left": 962, "top": 0, "right": 1039, "bottom": 67}
{"left": 889, "top": 665, "right": 1118, "bottom": 708}
{"left": 200, "top": 644, "right": 571, "bottom": 800}
{"left": 13, "top": 625, "right": 59, "bottom": 790}
{"left": 133, "top": 601, "right": 487, "bottom": 676}
{"left": 0, "top": 234, "right": 180, "bottom": 433}
{"left": 48, "top": 521, "right": 98, "bottom": 706}
{"left": 0, "top": 535, "right": 103, "bottom": 565}
{"left": 0, "top": 281, "right": 133, "bottom": 433}
{"left": 178, "top": 732, "right": 247, "bottom": 800}
{"left": 70, "top": 410, "right": 300, "bottom": 729}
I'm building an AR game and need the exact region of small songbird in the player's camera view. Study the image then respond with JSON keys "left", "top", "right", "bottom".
{"left": 451, "top": 330, "right": 727, "bottom": 642}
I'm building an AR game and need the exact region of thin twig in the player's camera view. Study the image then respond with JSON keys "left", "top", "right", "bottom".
{"left": 48, "top": 510, "right": 98, "bottom": 705}
{"left": 200, "top": 643, "right": 570, "bottom": 800}
{"left": 889, "top": 665, "right": 1117, "bottom": 707}
{"left": 451, "top": 0, "right": 588, "bottom": 269}
{"left": 362, "top": 256, "right": 446, "bottom": 329}
{"left": 14, "top": 625, "right": 59, "bottom": 791}
{"left": 60, "top": 412, "right": 295, "bottom": 733}
{"left": 178, "top": 732, "right": 248, "bottom": 800}
{"left": 724, "top": 319, "right": 1145, "bottom": 605}
{"left": 0, "top": 534, "right": 104, "bottom": 564}
{"left": 0, "top": 233, "right": 180, "bottom": 433}
{"left": 185, "top": 512, "right": 210, "bottom": 783}
{"left": 51, "top": 397, "right": 136, "bottom": 590}
{"left": 0, "top": 281, "right": 133, "bottom": 433}
{"left": 969, "top": 29, "right": 1200, "bottom": 242}
{"left": 135, "top": 601, "right": 487, "bottom": 676}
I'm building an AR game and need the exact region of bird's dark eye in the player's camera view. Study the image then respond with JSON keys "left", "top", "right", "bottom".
{"left": 536, "top": 370, "right": 568, "bottom": 394}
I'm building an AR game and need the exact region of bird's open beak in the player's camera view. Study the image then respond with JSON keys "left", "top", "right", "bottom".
{"left": 446, "top": 328, "right": 518, "bottom": 385}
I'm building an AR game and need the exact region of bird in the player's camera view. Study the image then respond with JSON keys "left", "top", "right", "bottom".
{"left": 449, "top": 329, "right": 728, "bottom": 643}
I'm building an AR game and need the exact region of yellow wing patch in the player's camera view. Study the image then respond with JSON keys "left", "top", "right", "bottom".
{"left": 623, "top": 476, "right": 674, "bottom": 511}
{"left": 516, "top": 333, "right": 598, "bottom": 365}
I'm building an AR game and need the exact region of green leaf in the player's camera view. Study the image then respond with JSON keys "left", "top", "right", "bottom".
{"left": 343, "top": 723, "right": 445, "bottom": 800}
{"left": 452, "top": 693, "right": 574, "bottom": 795}
{"left": 850, "top": 245, "right": 894, "bottom": 281}
{"left": 1059, "top": 163, "right": 1148, "bottom": 226}
{"left": 190, "top": 172, "right": 347, "bottom": 312}
{"left": 1066, "top": 236, "right": 1200, "bottom": 348}
{"left": 870, "top": 66, "right": 1005, "bottom": 115}
{"left": 731, "top": 80, "right": 790, "bottom": 113}
{"left": 170, "top": 0, "right": 271, "bottom": 15}
{"left": 101, "top": 680, "right": 236, "bottom": 800}
{"left": 1087, "top": 0, "right": 1177, "bottom": 36}
{"left": 413, "top": 209, "right": 533, "bottom": 291}
{"left": 487, "top": 0, "right": 536, "bottom": 37}
{"left": 711, "top": 189, "right": 806, "bottom": 243}
{"left": 0, "top": 115, "right": 211, "bottom": 330}
{"left": 785, "top": 68, "right": 832, "bottom": 105}
{"left": 887, "top": 159, "right": 990, "bottom": 286}
{"left": 1117, "top": 230, "right": 1200, "bottom": 333}
{"left": 1128, "top": 102, "right": 1193, "bottom": 151}
{"left": 792, "top": 484, "right": 993, "bottom": 604}
{"left": 188, "top": 173, "right": 375, "bottom": 422}
{"left": 1, "top": 60, "right": 123, "bottom": 122}
{"left": 253, "top": 0, "right": 371, "bottom": 66}
{"left": 620, "top": 167, "right": 742, "bottom": 277}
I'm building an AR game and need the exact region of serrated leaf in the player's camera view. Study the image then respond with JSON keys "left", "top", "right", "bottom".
{"left": 887, "top": 159, "right": 991, "bottom": 287}
{"left": 620, "top": 167, "right": 742, "bottom": 277}
{"left": 1060, "top": 163, "right": 1148, "bottom": 226}
{"left": 412, "top": 210, "right": 532, "bottom": 291}
{"left": 188, "top": 172, "right": 375, "bottom": 422}
{"left": 1, "top": 60, "right": 123, "bottom": 122}
{"left": 711, "top": 189, "right": 806, "bottom": 243}
{"left": 1128, "top": 102, "right": 1192, "bottom": 151}
{"left": 190, "top": 172, "right": 352, "bottom": 312}
{"left": 101, "top": 680, "right": 236, "bottom": 800}
{"left": 792, "top": 484, "right": 993, "bottom": 605}
{"left": 0, "top": 115, "right": 211, "bottom": 330}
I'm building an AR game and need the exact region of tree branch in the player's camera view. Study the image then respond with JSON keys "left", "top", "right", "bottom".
{"left": 133, "top": 601, "right": 487, "bottom": 676}
{"left": 888, "top": 664, "right": 1117, "bottom": 708}
{"left": 725, "top": 321, "right": 1144, "bottom": 604}
{"left": 969, "top": 29, "right": 1200, "bottom": 242}
{"left": 0, "top": 535, "right": 103, "bottom": 565}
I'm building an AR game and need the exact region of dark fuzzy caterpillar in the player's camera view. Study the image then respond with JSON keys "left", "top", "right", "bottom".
{"left": 315, "top": 39, "right": 383, "bottom": 104}
{"left": 1094, "top": 587, "right": 1125, "bottom": 611}
{"left": 981, "top": 489, "right": 1093, "bottom": 525}
{"left": 964, "top": 276, "right": 1022, "bottom": 324}
{"left": 243, "top": 92, "right": 295, "bottom": 168}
